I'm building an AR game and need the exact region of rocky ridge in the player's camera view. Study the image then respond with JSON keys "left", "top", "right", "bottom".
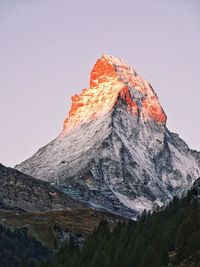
{"left": 0, "top": 163, "right": 83, "bottom": 212}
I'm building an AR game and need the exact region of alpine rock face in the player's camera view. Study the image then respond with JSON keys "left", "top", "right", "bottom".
{"left": 0, "top": 163, "right": 83, "bottom": 212}
{"left": 15, "top": 55, "right": 200, "bottom": 218}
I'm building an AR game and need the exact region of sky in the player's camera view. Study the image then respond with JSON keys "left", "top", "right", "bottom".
{"left": 0, "top": 0, "right": 200, "bottom": 167}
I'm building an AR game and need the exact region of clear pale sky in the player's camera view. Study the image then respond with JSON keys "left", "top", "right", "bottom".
{"left": 0, "top": 0, "right": 200, "bottom": 167}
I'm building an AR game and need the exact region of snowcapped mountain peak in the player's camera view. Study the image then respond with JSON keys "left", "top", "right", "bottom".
{"left": 63, "top": 55, "right": 166, "bottom": 133}
{"left": 15, "top": 55, "right": 200, "bottom": 219}
{"left": 90, "top": 54, "right": 137, "bottom": 88}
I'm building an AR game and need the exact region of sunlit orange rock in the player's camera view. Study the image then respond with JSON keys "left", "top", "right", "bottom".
{"left": 63, "top": 55, "right": 167, "bottom": 133}
{"left": 90, "top": 55, "right": 118, "bottom": 87}
{"left": 119, "top": 86, "right": 138, "bottom": 116}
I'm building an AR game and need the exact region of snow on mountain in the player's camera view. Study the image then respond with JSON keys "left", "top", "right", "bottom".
{"left": 15, "top": 55, "right": 200, "bottom": 218}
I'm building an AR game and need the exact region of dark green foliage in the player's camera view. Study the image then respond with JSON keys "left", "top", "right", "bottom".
{"left": 41, "top": 190, "right": 200, "bottom": 267}
{"left": 0, "top": 224, "right": 51, "bottom": 267}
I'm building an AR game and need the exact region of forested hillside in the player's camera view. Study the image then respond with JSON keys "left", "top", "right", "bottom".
{"left": 39, "top": 188, "right": 200, "bottom": 267}
{"left": 0, "top": 225, "right": 51, "bottom": 267}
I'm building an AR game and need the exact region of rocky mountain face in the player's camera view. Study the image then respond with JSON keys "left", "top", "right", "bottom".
{"left": 15, "top": 55, "right": 200, "bottom": 218}
{"left": 0, "top": 163, "right": 83, "bottom": 212}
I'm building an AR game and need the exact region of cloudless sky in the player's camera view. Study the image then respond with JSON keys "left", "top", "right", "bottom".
{"left": 0, "top": 0, "right": 200, "bottom": 167}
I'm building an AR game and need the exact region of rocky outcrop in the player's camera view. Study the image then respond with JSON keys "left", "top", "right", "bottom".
{"left": 192, "top": 178, "right": 200, "bottom": 205}
{"left": 15, "top": 55, "right": 200, "bottom": 218}
{"left": 0, "top": 164, "right": 83, "bottom": 212}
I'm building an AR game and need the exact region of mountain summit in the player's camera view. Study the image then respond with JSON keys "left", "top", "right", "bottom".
{"left": 63, "top": 54, "right": 166, "bottom": 133}
{"left": 16, "top": 55, "right": 200, "bottom": 218}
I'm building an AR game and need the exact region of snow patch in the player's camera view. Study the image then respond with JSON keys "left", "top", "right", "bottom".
{"left": 113, "top": 191, "right": 153, "bottom": 213}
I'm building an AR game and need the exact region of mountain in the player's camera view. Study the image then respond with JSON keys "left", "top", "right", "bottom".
{"left": 0, "top": 163, "right": 83, "bottom": 212}
{"left": 15, "top": 55, "right": 200, "bottom": 218}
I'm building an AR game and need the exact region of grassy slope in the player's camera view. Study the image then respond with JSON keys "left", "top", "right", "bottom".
{"left": 0, "top": 208, "right": 124, "bottom": 248}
